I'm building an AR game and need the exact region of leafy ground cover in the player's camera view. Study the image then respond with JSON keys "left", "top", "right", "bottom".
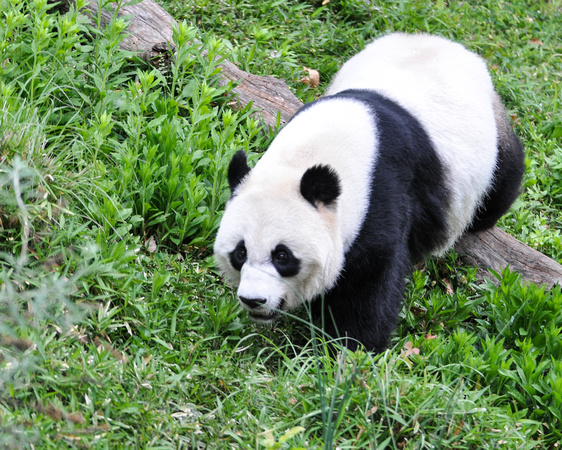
{"left": 1, "top": 0, "right": 561, "bottom": 447}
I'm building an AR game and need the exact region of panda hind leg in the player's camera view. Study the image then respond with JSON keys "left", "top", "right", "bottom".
{"left": 468, "top": 96, "right": 525, "bottom": 232}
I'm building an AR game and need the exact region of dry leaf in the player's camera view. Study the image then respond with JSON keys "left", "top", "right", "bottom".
{"left": 365, "top": 405, "right": 378, "bottom": 418}
{"left": 1, "top": 336, "right": 34, "bottom": 351}
{"left": 410, "top": 305, "right": 426, "bottom": 316}
{"left": 402, "top": 341, "right": 420, "bottom": 358}
{"left": 355, "top": 426, "right": 365, "bottom": 442}
{"left": 66, "top": 411, "right": 86, "bottom": 424}
{"left": 442, "top": 278, "right": 454, "bottom": 295}
{"left": 44, "top": 404, "right": 64, "bottom": 421}
{"left": 425, "top": 333, "right": 438, "bottom": 340}
{"left": 301, "top": 67, "right": 320, "bottom": 88}
{"left": 510, "top": 113, "right": 521, "bottom": 126}
{"left": 453, "top": 420, "right": 464, "bottom": 436}
{"left": 530, "top": 37, "right": 543, "bottom": 46}
{"left": 146, "top": 236, "right": 157, "bottom": 253}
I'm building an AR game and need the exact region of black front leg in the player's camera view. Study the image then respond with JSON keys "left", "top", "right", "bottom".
{"left": 315, "top": 251, "right": 410, "bottom": 353}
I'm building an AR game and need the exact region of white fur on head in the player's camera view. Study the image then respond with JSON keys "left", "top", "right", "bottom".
{"left": 214, "top": 188, "right": 343, "bottom": 316}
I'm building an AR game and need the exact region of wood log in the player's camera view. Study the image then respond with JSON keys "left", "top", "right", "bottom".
{"left": 56, "top": 0, "right": 562, "bottom": 287}
{"left": 454, "top": 228, "right": 562, "bottom": 288}
{"left": 55, "top": 0, "right": 176, "bottom": 62}
{"left": 54, "top": 0, "right": 301, "bottom": 126}
{"left": 217, "top": 60, "right": 301, "bottom": 127}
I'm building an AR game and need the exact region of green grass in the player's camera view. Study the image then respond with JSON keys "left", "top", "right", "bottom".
{"left": 1, "top": 0, "right": 561, "bottom": 447}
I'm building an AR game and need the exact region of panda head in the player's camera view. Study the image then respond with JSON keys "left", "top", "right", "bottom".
{"left": 214, "top": 150, "right": 345, "bottom": 322}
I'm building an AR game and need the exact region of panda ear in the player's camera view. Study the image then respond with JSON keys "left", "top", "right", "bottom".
{"left": 300, "top": 165, "right": 341, "bottom": 208}
{"left": 228, "top": 150, "right": 251, "bottom": 194}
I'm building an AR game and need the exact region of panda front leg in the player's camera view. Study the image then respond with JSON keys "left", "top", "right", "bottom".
{"left": 313, "top": 247, "right": 411, "bottom": 353}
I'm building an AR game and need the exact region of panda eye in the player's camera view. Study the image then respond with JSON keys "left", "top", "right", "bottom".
{"left": 271, "top": 244, "right": 300, "bottom": 277}
{"left": 236, "top": 247, "right": 246, "bottom": 260}
{"left": 273, "top": 251, "right": 288, "bottom": 264}
{"left": 229, "top": 241, "right": 247, "bottom": 271}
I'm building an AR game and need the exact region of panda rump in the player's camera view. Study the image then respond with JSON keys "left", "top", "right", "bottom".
{"left": 214, "top": 32, "right": 525, "bottom": 353}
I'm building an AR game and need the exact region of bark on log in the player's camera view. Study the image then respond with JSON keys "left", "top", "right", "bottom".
{"left": 454, "top": 228, "right": 562, "bottom": 288}
{"left": 217, "top": 60, "right": 302, "bottom": 127}
{"left": 57, "top": 0, "right": 562, "bottom": 287}
{"left": 55, "top": 0, "right": 177, "bottom": 62}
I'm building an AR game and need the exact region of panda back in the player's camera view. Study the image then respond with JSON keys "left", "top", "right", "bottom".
{"left": 327, "top": 33, "right": 499, "bottom": 250}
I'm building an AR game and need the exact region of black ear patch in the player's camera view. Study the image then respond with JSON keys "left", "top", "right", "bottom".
{"left": 228, "top": 150, "right": 251, "bottom": 194}
{"left": 300, "top": 165, "right": 341, "bottom": 208}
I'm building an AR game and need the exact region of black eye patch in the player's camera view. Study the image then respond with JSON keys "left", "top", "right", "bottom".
{"left": 229, "top": 240, "right": 247, "bottom": 271}
{"left": 271, "top": 244, "right": 300, "bottom": 277}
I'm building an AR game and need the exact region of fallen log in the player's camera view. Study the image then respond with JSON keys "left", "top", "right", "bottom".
{"left": 55, "top": 0, "right": 178, "bottom": 63}
{"left": 54, "top": 0, "right": 301, "bottom": 126}
{"left": 56, "top": 0, "right": 562, "bottom": 287}
{"left": 454, "top": 227, "right": 562, "bottom": 288}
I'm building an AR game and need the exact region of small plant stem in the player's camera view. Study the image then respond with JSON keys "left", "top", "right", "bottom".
{"left": 12, "top": 158, "right": 30, "bottom": 268}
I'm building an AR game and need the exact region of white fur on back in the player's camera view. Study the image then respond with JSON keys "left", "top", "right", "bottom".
{"left": 327, "top": 32, "right": 498, "bottom": 253}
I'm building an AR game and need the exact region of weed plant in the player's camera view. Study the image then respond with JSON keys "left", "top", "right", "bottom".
{"left": 1, "top": 0, "right": 561, "bottom": 447}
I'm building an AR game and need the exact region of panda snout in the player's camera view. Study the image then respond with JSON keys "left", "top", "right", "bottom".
{"left": 239, "top": 296, "right": 267, "bottom": 309}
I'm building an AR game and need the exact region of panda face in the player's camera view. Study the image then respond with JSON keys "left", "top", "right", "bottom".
{"left": 214, "top": 170, "right": 345, "bottom": 321}
{"left": 227, "top": 239, "right": 302, "bottom": 321}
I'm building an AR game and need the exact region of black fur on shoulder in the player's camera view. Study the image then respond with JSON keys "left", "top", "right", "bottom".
{"left": 300, "top": 165, "right": 341, "bottom": 208}
{"left": 312, "top": 89, "right": 450, "bottom": 352}
{"left": 228, "top": 150, "right": 251, "bottom": 194}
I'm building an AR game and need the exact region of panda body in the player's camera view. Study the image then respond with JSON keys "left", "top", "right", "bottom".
{"left": 214, "top": 33, "right": 525, "bottom": 352}
{"left": 326, "top": 33, "right": 501, "bottom": 249}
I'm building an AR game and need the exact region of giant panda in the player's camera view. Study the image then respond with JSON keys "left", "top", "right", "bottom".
{"left": 214, "top": 32, "right": 525, "bottom": 353}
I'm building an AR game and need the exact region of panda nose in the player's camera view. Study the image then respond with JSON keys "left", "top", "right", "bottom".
{"left": 239, "top": 296, "right": 267, "bottom": 309}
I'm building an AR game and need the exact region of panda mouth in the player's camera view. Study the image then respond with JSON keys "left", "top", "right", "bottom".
{"left": 249, "top": 310, "right": 278, "bottom": 321}
{"left": 248, "top": 300, "right": 285, "bottom": 322}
